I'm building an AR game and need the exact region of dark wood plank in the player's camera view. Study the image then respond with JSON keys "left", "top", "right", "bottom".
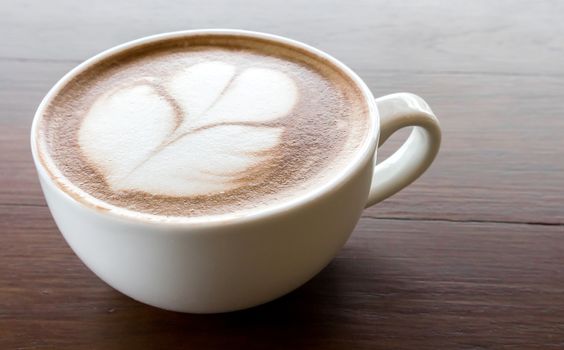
{"left": 3, "top": 59, "right": 563, "bottom": 223}
{"left": 367, "top": 70, "right": 564, "bottom": 224}
{"left": 1, "top": 206, "right": 563, "bottom": 349}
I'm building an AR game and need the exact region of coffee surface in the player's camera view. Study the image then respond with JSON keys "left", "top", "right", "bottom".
{"left": 37, "top": 35, "right": 370, "bottom": 217}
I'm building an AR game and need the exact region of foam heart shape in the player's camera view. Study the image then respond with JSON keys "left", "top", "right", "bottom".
{"left": 78, "top": 61, "right": 297, "bottom": 196}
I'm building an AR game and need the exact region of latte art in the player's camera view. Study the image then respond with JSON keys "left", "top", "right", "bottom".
{"left": 79, "top": 62, "right": 297, "bottom": 196}
{"left": 37, "top": 35, "right": 369, "bottom": 217}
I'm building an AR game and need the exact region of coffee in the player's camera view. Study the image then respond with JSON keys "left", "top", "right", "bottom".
{"left": 36, "top": 34, "right": 370, "bottom": 217}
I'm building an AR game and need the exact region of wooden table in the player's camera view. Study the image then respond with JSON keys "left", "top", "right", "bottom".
{"left": 2, "top": 1, "right": 563, "bottom": 348}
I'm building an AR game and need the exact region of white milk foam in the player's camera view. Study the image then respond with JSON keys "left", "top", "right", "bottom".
{"left": 78, "top": 61, "right": 297, "bottom": 196}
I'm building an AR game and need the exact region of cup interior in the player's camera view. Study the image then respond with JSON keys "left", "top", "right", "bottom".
{"left": 30, "top": 29, "right": 380, "bottom": 226}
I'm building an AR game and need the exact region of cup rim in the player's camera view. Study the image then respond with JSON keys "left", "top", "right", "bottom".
{"left": 30, "top": 29, "right": 379, "bottom": 227}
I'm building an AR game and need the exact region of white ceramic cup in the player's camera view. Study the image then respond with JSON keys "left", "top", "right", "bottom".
{"left": 31, "top": 29, "right": 441, "bottom": 313}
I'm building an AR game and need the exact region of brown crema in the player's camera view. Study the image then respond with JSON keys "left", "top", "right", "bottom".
{"left": 37, "top": 34, "right": 370, "bottom": 217}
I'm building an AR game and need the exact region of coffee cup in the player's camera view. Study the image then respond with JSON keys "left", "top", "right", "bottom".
{"left": 31, "top": 29, "right": 441, "bottom": 313}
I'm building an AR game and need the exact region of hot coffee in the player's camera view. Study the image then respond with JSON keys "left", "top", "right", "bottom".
{"left": 36, "top": 34, "right": 370, "bottom": 217}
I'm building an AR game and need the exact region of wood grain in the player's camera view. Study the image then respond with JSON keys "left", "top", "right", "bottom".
{"left": 1, "top": 0, "right": 563, "bottom": 348}
{"left": 2, "top": 206, "right": 564, "bottom": 349}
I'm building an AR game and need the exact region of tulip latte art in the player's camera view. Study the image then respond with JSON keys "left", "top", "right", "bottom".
{"left": 36, "top": 35, "right": 370, "bottom": 217}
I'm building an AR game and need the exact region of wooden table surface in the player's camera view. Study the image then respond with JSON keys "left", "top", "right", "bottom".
{"left": 2, "top": 0, "right": 564, "bottom": 348}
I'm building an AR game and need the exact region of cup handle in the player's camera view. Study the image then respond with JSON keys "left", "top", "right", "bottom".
{"left": 365, "top": 93, "right": 442, "bottom": 208}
